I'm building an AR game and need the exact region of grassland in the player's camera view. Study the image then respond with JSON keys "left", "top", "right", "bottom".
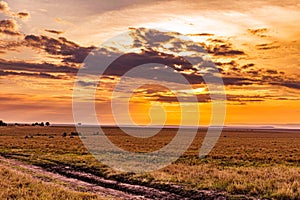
{"left": 0, "top": 126, "right": 299, "bottom": 199}
{"left": 0, "top": 161, "right": 103, "bottom": 200}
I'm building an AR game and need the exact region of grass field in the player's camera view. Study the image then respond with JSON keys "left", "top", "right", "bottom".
{"left": 0, "top": 126, "right": 299, "bottom": 199}
{"left": 0, "top": 161, "right": 102, "bottom": 200}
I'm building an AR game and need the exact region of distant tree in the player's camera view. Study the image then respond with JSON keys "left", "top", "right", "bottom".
{"left": 70, "top": 132, "right": 81, "bottom": 136}
{"left": 45, "top": 122, "right": 50, "bottom": 126}
{"left": 62, "top": 132, "right": 67, "bottom": 137}
{"left": 0, "top": 120, "right": 7, "bottom": 126}
{"left": 40, "top": 122, "right": 44, "bottom": 126}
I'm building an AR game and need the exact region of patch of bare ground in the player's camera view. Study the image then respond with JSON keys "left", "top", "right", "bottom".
{"left": 0, "top": 156, "right": 239, "bottom": 200}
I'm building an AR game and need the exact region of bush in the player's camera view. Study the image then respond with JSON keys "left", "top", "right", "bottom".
{"left": 70, "top": 132, "right": 81, "bottom": 136}
{"left": 0, "top": 120, "right": 7, "bottom": 126}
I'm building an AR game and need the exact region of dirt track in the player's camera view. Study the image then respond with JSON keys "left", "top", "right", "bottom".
{"left": 0, "top": 156, "right": 230, "bottom": 199}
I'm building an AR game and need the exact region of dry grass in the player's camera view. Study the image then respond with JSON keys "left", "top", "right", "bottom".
{"left": 0, "top": 163, "right": 103, "bottom": 200}
{"left": 0, "top": 126, "right": 299, "bottom": 199}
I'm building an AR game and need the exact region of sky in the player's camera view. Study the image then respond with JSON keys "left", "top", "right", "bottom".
{"left": 0, "top": 0, "right": 299, "bottom": 126}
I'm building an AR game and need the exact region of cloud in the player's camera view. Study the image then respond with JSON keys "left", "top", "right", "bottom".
{"left": 0, "top": 70, "right": 61, "bottom": 79}
{"left": 215, "top": 58, "right": 299, "bottom": 91}
{"left": 155, "top": 94, "right": 210, "bottom": 103}
{"left": 77, "top": 80, "right": 98, "bottom": 87}
{"left": 24, "top": 35, "right": 95, "bottom": 63}
{"left": 98, "top": 49, "right": 208, "bottom": 85}
{"left": 248, "top": 28, "right": 269, "bottom": 37}
{"left": 0, "top": 1, "right": 9, "bottom": 13}
{"left": 0, "top": 26, "right": 299, "bottom": 94}
{"left": 0, "top": 1, "right": 30, "bottom": 20}
{"left": 0, "top": 40, "right": 23, "bottom": 52}
{"left": 129, "top": 27, "right": 177, "bottom": 49}
{"left": 207, "top": 38, "right": 226, "bottom": 43}
{"left": 87, "top": 28, "right": 299, "bottom": 92}
{"left": 0, "top": 59, "right": 78, "bottom": 77}
{"left": 16, "top": 12, "right": 30, "bottom": 19}
{"left": 222, "top": 77, "right": 256, "bottom": 86}
{"left": 129, "top": 28, "right": 244, "bottom": 58}
{"left": 241, "top": 63, "right": 255, "bottom": 69}
{"left": 131, "top": 87, "right": 277, "bottom": 104}
{"left": 275, "top": 82, "right": 300, "bottom": 90}
{"left": 206, "top": 43, "right": 245, "bottom": 56}
{"left": 0, "top": 19, "right": 21, "bottom": 36}
{"left": 256, "top": 43, "right": 280, "bottom": 50}
{"left": 186, "top": 33, "right": 215, "bottom": 37}
{"left": 44, "top": 29, "right": 64, "bottom": 35}
{"left": 266, "top": 69, "right": 278, "bottom": 74}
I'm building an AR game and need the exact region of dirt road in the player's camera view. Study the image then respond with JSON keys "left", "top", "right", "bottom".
{"left": 0, "top": 156, "right": 229, "bottom": 199}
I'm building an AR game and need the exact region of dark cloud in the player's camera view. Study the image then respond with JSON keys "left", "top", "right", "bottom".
{"left": 207, "top": 44, "right": 245, "bottom": 56}
{"left": 16, "top": 12, "right": 30, "bottom": 19}
{"left": 155, "top": 94, "right": 210, "bottom": 103}
{"left": 0, "top": 19, "right": 21, "bottom": 36}
{"left": 0, "top": 40, "right": 23, "bottom": 52}
{"left": 205, "top": 39, "right": 245, "bottom": 56}
{"left": 24, "top": 35, "right": 95, "bottom": 63}
{"left": 256, "top": 43, "right": 280, "bottom": 50}
{"left": 91, "top": 28, "right": 299, "bottom": 92}
{"left": 241, "top": 63, "right": 255, "bottom": 69}
{"left": 214, "top": 49, "right": 245, "bottom": 56}
{"left": 99, "top": 49, "right": 208, "bottom": 85}
{"left": 207, "top": 38, "right": 226, "bottom": 43}
{"left": 214, "top": 58, "right": 299, "bottom": 90}
{"left": 226, "top": 94, "right": 268, "bottom": 103}
{"left": 248, "top": 28, "right": 269, "bottom": 37}
{"left": 132, "top": 87, "right": 276, "bottom": 104}
{"left": 0, "top": 26, "right": 298, "bottom": 94}
{"left": 186, "top": 33, "right": 215, "bottom": 37}
{"left": 266, "top": 69, "right": 278, "bottom": 74}
{"left": 132, "top": 87, "right": 210, "bottom": 103}
{"left": 0, "top": 70, "right": 61, "bottom": 79}
{"left": 129, "top": 27, "right": 176, "bottom": 49}
{"left": 215, "top": 60, "right": 237, "bottom": 66}
{"left": 223, "top": 77, "right": 256, "bottom": 86}
{"left": 45, "top": 29, "right": 64, "bottom": 35}
{"left": 77, "top": 80, "right": 97, "bottom": 87}
{"left": 275, "top": 82, "right": 300, "bottom": 90}
{"left": 0, "top": 59, "right": 78, "bottom": 75}
{"left": 129, "top": 28, "right": 244, "bottom": 57}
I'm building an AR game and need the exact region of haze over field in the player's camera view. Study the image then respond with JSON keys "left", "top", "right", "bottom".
{"left": 0, "top": 0, "right": 299, "bottom": 126}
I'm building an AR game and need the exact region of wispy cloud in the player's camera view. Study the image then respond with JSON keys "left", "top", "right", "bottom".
{"left": 44, "top": 29, "right": 64, "bottom": 35}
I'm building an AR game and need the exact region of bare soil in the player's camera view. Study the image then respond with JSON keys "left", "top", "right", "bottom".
{"left": 0, "top": 156, "right": 230, "bottom": 200}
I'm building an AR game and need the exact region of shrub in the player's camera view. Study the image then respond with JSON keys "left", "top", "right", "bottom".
{"left": 0, "top": 120, "right": 7, "bottom": 126}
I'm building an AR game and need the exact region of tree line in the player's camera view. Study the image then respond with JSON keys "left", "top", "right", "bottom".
{"left": 0, "top": 120, "right": 50, "bottom": 126}
{"left": 31, "top": 122, "right": 50, "bottom": 126}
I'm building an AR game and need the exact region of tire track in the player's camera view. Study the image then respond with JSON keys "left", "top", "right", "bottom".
{"left": 0, "top": 156, "right": 228, "bottom": 199}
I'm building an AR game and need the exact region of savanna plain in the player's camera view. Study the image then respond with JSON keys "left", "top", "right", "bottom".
{"left": 0, "top": 126, "right": 299, "bottom": 199}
